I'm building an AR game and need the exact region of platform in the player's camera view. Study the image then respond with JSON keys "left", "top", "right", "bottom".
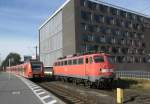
{"left": 0, "top": 72, "right": 64, "bottom": 104}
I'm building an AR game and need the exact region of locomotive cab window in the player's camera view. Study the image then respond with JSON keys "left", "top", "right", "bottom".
{"left": 90, "top": 57, "right": 93, "bottom": 64}
{"left": 94, "top": 56, "right": 104, "bottom": 63}
{"left": 31, "top": 63, "right": 42, "bottom": 70}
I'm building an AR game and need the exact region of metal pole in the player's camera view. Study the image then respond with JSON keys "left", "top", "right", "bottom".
{"left": 9, "top": 58, "right": 11, "bottom": 80}
{"left": 0, "top": 53, "right": 1, "bottom": 70}
{"left": 35, "top": 46, "right": 38, "bottom": 60}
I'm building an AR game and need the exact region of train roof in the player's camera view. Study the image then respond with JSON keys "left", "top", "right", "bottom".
{"left": 57, "top": 52, "right": 110, "bottom": 61}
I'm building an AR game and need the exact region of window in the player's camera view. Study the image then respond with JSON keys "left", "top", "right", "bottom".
{"left": 86, "top": 58, "right": 88, "bottom": 63}
{"left": 87, "top": 1, "right": 97, "bottom": 10}
{"left": 54, "top": 62, "right": 57, "bottom": 66}
{"left": 100, "top": 36, "right": 106, "bottom": 43}
{"left": 81, "top": 34, "right": 88, "bottom": 42}
{"left": 58, "top": 62, "right": 60, "bottom": 66}
{"left": 80, "top": 0, "right": 86, "bottom": 7}
{"left": 88, "top": 25, "right": 94, "bottom": 32}
{"left": 110, "top": 8, "right": 117, "bottom": 15}
{"left": 94, "top": 14, "right": 104, "bottom": 23}
{"left": 81, "top": 11, "right": 91, "bottom": 21}
{"left": 80, "top": 44, "right": 86, "bottom": 52}
{"left": 64, "top": 61, "right": 67, "bottom": 65}
{"left": 61, "top": 61, "right": 63, "bottom": 66}
{"left": 128, "top": 13, "right": 132, "bottom": 20}
{"left": 78, "top": 58, "right": 84, "bottom": 64}
{"left": 68, "top": 60, "right": 72, "bottom": 65}
{"left": 90, "top": 57, "right": 93, "bottom": 64}
{"left": 73, "top": 59, "right": 77, "bottom": 65}
{"left": 94, "top": 56, "right": 104, "bottom": 63}
{"left": 99, "top": 4, "right": 108, "bottom": 13}
{"left": 120, "top": 11, "right": 126, "bottom": 18}
{"left": 81, "top": 23, "right": 87, "bottom": 31}
{"left": 87, "top": 35, "right": 94, "bottom": 42}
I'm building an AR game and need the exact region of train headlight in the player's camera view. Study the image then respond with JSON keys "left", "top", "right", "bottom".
{"left": 101, "top": 69, "right": 114, "bottom": 73}
{"left": 101, "top": 69, "right": 109, "bottom": 73}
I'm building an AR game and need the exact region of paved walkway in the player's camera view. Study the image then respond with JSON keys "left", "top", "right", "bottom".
{"left": 0, "top": 72, "right": 64, "bottom": 104}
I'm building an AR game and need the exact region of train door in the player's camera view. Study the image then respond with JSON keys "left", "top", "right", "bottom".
{"left": 85, "top": 57, "right": 90, "bottom": 78}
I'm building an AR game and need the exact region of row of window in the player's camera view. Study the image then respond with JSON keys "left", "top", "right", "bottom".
{"left": 81, "top": 11, "right": 144, "bottom": 31}
{"left": 81, "top": 23, "right": 144, "bottom": 39}
{"left": 81, "top": 35, "right": 145, "bottom": 48}
{"left": 80, "top": 44, "right": 145, "bottom": 55}
{"left": 54, "top": 58, "right": 84, "bottom": 66}
{"left": 80, "top": 0, "right": 144, "bottom": 22}
{"left": 111, "top": 56, "right": 146, "bottom": 63}
{"left": 54, "top": 56, "right": 105, "bottom": 66}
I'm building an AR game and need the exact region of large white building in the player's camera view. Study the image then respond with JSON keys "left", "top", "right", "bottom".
{"left": 39, "top": 0, "right": 150, "bottom": 71}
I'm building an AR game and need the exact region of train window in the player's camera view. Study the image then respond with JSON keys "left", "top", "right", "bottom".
{"left": 64, "top": 61, "right": 67, "bottom": 65}
{"left": 86, "top": 58, "right": 88, "bottom": 63}
{"left": 61, "top": 61, "right": 63, "bottom": 66}
{"left": 73, "top": 59, "right": 77, "bottom": 65}
{"left": 78, "top": 58, "right": 84, "bottom": 64}
{"left": 68, "top": 60, "right": 72, "bottom": 65}
{"left": 58, "top": 62, "right": 60, "bottom": 66}
{"left": 54, "top": 62, "right": 57, "bottom": 66}
{"left": 94, "top": 56, "right": 104, "bottom": 63}
{"left": 90, "top": 57, "right": 93, "bottom": 64}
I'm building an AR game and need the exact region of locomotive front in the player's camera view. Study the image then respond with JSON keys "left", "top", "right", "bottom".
{"left": 93, "top": 54, "right": 116, "bottom": 87}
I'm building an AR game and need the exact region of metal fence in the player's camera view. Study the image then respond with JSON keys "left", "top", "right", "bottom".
{"left": 116, "top": 71, "right": 150, "bottom": 80}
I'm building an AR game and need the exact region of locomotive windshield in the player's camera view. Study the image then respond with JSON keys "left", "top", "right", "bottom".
{"left": 31, "top": 63, "right": 41, "bottom": 70}
{"left": 94, "top": 56, "right": 104, "bottom": 63}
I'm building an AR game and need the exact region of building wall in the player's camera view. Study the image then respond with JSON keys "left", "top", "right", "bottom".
{"left": 74, "top": 0, "right": 150, "bottom": 71}
{"left": 39, "top": 0, "right": 150, "bottom": 71}
{"left": 62, "top": 0, "right": 76, "bottom": 56}
{"left": 39, "top": 11, "right": 63, "bottom": 66}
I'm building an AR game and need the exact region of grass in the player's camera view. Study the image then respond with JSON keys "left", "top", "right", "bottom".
{"left": 116, "top": 78, "right": 150, "bottom": 90}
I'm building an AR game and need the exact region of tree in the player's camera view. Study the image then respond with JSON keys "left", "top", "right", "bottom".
{"left": 1, "top": 53, "right": 21, "bottom": 68}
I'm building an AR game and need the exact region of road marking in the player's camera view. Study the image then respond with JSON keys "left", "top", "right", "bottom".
{"left": 42, "top": 95, "right": 51, "bottom": 100}
{"left": 38, "top": 92, "right": 46, "bottom": 95}
{"left": 34, "top": 89, "right": 43, "bottom": 92}
{"left": 12, "top": 91, "right": 21, "bottom": 95}
{"left": 47, "top": 100, "right": 57, "bottom": 104}
{"left": 17, "top": 76, "right": 64, "bottom": 104}
{"left": 32, "top": 86, "right": 40, "bottom": 89}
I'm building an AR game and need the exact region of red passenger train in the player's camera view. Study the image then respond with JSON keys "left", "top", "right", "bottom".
{"left": 6, "top": 61, "right": 44, "bottom": 79}
{"left": 53, "top": 53, "right": 116, "bottom": 88}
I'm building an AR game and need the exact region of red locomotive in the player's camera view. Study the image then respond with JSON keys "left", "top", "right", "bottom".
{"left": 53, "top": 53, "right": 115, "bottom": 88}
{"left": 6, "top": 61, "right": 44, "bottom": 79}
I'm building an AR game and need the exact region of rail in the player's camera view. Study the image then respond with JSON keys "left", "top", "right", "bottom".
{"left": 116, "top": 71, "right": 150, "bottom": 80}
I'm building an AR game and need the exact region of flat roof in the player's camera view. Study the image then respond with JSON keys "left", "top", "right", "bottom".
{"left": 39, "top": 0, "right": 150, "bottom": 30}
{"left": 39, "top": 0, "right": 71, "bottom": 30}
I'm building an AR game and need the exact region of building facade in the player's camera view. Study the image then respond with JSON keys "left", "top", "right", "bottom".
{"left": 39, "top": 0, "right": 150, "bottom": 71}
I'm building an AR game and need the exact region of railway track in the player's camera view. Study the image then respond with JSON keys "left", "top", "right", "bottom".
{"left": 38, "top": 82, "right": 96, "bottom": 104}
{"left": 35, "top": 80, "right": 150, "bottom": 104}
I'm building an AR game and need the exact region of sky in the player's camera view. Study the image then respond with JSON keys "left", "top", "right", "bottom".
{"left": 0, "top": 0, "right": 150, "bottom": 61}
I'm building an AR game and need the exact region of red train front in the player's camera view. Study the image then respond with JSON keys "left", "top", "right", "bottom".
{"left": 53, "top": 53, "right": 115, "bottom": 88}
{"left": 6, "top": 61, "right": 44, "bottom": 79}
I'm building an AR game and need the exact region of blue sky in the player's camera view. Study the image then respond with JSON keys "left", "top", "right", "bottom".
{"left": 0, "top": 0, "right": 150, "bottom": 60}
